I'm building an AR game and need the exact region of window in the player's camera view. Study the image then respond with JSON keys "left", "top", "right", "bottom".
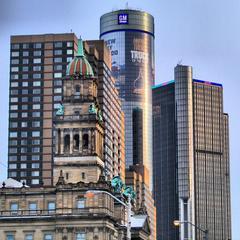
{"left": 54, "top": 95, "right": 62, "bottom": 102}
{"left": 9, "top": 172, "right": 17, "bottom": 177}
{"left": 10, "top": 105, "right": 18, "bottom": 110}
{"left": 54, "top": 65, "right": 62, "bottom": 71}
{"left": 32, "top": 139, "right": 40, "bottom": 145}
{"left": 12, "top": 44, "right": 19, "bottom": 49}
{"left": 54, "top": 88, "right": 62, "bottom": 94}
{"left": 22, "top": 58, "right": 29, "bottom": 64}
{"left": 9, "top": 164, "right": 17, "bottom": 169}
{"left": 21, "top": 148, "right": 27, "bottom": 154}
{"left": 22, "top": 66, "right": 28, "bottom": 72}
{"left": 10, "top": 97, "right": 18, "bottom": 103}
{"left": 77, "top": 198, "right": 85, "bottom": 209}
{"left": 22, "top": 105, "right": 28, "bottom": 110}
{"left": 29, "top": 202, "right": 37, "bottom": 213}
{"left": 33, "top": 58, "right": 41, "bottom": 64}
{"left": 22, "top": 112, "right": 28, "bottom": 118}
{"left": 10, "top": 202, "right": 18, "bottom": 215}
{"left": 11, "top": 51, "right": 19, "bottom": 57}
{"left": 54, "top": 57, "right": 62, "bottom": 63}
{"left": 33, "top": 73, "right": 41, "bottom": 79}
{"left": 22, "top": 97, "right": 28, "bottom": 102}
{"left": 32, "top": 163, "right": 39, "bottom": 168}
{"left": 33, "top": 104, "right": 41, "bottom": 110}
{"left": 54, "top": 49, "right": 62, "bottom": 55}
{"left": 31, "top": 179, "right": 39, "bottom": 185}
{"left": 32, "top": 112, "right": 40, "bottom": 117}
{"left": 9, "top": 132, "right": 17, "bottom": 138}
{"left": 83, "top": 134, "right": 89, "bottom": 149}
{"left": 11, "top": 59, "right": 19, "bottom": 64}
{"left": 21, "top": 155, "right": 27, "bottom": 161}
{"left": 25, "top": 233, "right": 33, "bottom": 240}
{"left": 32, "top": 147, "right": 40, "bottom": 153}
{"left": 54, "top": 42, "right": 62, "bottom": 48}
{"left": 11, "top": 82, "right": 18, "bottom": 87}
{"left": 10, "top": 122, "right": 18, "bottom": 128}
{"left": 23, "top": 43, "right": 29, "bottom": 49}
{"left": 22, "top": 82, "right": 28, "bottom": 87}
{"left": 54, "top": 72, "right": 62, "bottom": 78}
{"left": 33, "top": 89, "right": 41, "bottom": 94}
{"left": 32, "top": 131, "right": 40, "bottom": 137}
{"left": 9, "top": 140, "right": 17, "bottom": 146}
{"left": 32, "top": 155, "right": 40, "bottom": 161}
{"left": 67, "top": 57, "right": 72, "bottom": 62}
{"left": 33, "top": 51, "right": 41, "bottom": 56}
{"left": 22, "top": 90, "right": 28, "bottom": 95}
{"left": 9, "top": 148, "right": 17, "bottom": 153}
{"left": 20, "top": 171, "right": 27, "bottom": 177}
{"left": 23, "top": 51, "right": 29, "bottom": 57}
{"left": 21, "top": 132, "right": 28, "bottom": 137}
{"left": 44, "top": 234, "right": 53, "bottom": 240}
{"left": 10, "top": 113, "right": 18, "bottom": 118}
{"left": 22, "top": 74, "right": 29, "bottom": 79}
{"left": 21, "top": 122, "right": 28, "bottom": 127}
{"left": 21, "top": 139, "right": 27, "bottom": 145}
{"left": 21, "top": 163, "right": 27, "bottom": 169}
{"left": 48, "top": 202, "right": 55, "bottom": 213}
{"left": 32, "top": 171, "right": 39, "bottom": 177}
{"left": 76, "top": 233, "right": 86, "bottom": 240}
{"left": 33, "top": 81, "right": 41, "bottom": 87}
{"left": 9, "top": 156, "right": 17, "bottom": 161}
{"left": 11, "top": 74, "right": 18, "bottom": 80}
{"left": 34, "top": 43, "right": 42, "bottom": 48}
{"left": 6, "top": 233, "right": 15, "bottom": 240}
{"left": 32, "top": 121, "right": 40, "bottom": 127}
{"left": 33, "top": 96, "right": 41, "bottom": 102}
{"left": 67, "top": 41, "right": 73, "bottom": 47}
{"left": 33, "top": 66, "right": 41, "bottom": 71}
{"left": 67, "top": 49, "right": 73, "bottom": 55}
{"left": 11, "top": 67, "right": 19, "bottom": 72}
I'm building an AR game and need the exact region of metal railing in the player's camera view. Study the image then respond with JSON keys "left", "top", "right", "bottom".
{"left": 0, "top": 207, "right": 113, "bottom": 219}
{"left": 55, "top": 114, "right": 97, "bottom": 122}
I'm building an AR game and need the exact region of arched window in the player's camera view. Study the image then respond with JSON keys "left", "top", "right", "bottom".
{"left": 75, "top": 85, "right": 80, "bottom": 97}
{"left": 73, "top": 134, "right": 79, "bottom": 150}
{"left": 64, "top": 134, "right": 70, "bottom": 152}
{"left": 83, "top": 134, "right": 88, "bottom": 149}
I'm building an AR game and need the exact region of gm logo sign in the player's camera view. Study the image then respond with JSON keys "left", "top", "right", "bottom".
{"left": 118, "top": 14, "right": 128, "bottom": 24}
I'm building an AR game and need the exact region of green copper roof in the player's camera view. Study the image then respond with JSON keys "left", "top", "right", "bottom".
{"left": 66, "top": 38, "right": 94, "bottom": 77}
{"left": 76, "top": 39, "right": 84, "bottom": 57}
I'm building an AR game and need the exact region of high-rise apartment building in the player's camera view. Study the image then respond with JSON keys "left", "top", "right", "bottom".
{"left": 8, "top": 34, "right": 77, "bottom": 186}
{"left": 8, "top": 34, "right": 125, "bottom": 186}
{"left": 100, "top": 9, "right": 155, "bottom": 189}
{"left": 153, "top": 65, "right": 231, "bottom": 240}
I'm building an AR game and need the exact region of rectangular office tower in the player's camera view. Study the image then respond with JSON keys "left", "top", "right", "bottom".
{"left": 8, "top": 34, "right": 125, "bottom": 186}
{"left": 153, "top": 65, "right": 231, "bottom": 240}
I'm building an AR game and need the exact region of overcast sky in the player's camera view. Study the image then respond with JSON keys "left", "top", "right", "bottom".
{"left": 0, "top": 0, "right": 239, "bottom": 238}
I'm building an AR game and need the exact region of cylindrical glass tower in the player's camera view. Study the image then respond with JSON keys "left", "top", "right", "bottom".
{"left": 100, "top": 9, "right": 154, "bottom": 189}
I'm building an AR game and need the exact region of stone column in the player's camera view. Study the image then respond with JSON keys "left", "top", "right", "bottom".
{"left": 79, "top": 129, "right": 82, "bottom": 153}
{"left": 95, "top": 130, "right": 98, "bottom": 156}
{"left": 60, "top": 129, "right": 64, "bottom": 154}
{"left": 70, "top": 128, "right": 73, "bottom": 154}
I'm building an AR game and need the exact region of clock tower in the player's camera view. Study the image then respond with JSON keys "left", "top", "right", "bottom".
{"left": 53, "top": 39, "right": 104, "bottom": 184}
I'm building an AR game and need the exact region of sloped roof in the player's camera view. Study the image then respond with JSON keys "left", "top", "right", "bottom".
{"left": 131, "top": 214, "right": 148, "bottom": 228}
{"left": 0, "top": 178, "right": 29, "bottom": 188}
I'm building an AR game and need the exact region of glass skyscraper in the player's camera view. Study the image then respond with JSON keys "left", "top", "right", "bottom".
{"left": 153, "top": 65, "right": 231, "bottom": 240}
{"left": 100, "top": 9, "right": 155, "bottom": 189}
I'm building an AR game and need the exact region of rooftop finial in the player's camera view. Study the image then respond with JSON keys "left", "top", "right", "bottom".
{"left": 76, "top": 38, "right": 84, "bottom": 57}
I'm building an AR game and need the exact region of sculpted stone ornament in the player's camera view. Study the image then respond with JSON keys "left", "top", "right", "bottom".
{"left": 56, "top": 103, "right": 65, "bottom": 116}
{"left": 89, "top": 103, "right": 97, "bottom": 114}
{"left": 97, "top": 109, "right": 103, "bottom": 122}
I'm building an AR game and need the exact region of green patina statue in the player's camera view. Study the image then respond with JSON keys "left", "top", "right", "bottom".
{"left": 111, "top": 176, "right": 136, "bottom": 200}
{"left": 89, "top": 103, "right": 97, "bottom": 114}
{"left": 56, "top": 103, "right": 64, "bottom": 116}
{"left": 98, "top": 109, "right": 103, "bottom": 122}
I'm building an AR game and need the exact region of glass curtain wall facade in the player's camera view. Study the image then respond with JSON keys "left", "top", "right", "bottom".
{"left": 152, "top": 81, "right": 179, "bottom": 240}
{"left": 100, "top": 9, "right": 154, "bottom": 189}
{"left": 152, "top": 65, "right": 231, "bottom": 240}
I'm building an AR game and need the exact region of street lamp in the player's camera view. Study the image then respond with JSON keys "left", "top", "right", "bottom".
{"left": 173, "top": 220, "right": 208, "bottom": 240}
{"left": 85, "top": 189, "right": 132, "bottom": 240}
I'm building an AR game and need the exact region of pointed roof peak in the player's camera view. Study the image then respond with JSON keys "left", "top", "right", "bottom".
{"left": 76, "top": 38, "right": 84, "bottom": 57}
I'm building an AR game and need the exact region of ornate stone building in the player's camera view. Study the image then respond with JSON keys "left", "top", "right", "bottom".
{"left": 0, "top": 39, "right": 151, "bottom": 240}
